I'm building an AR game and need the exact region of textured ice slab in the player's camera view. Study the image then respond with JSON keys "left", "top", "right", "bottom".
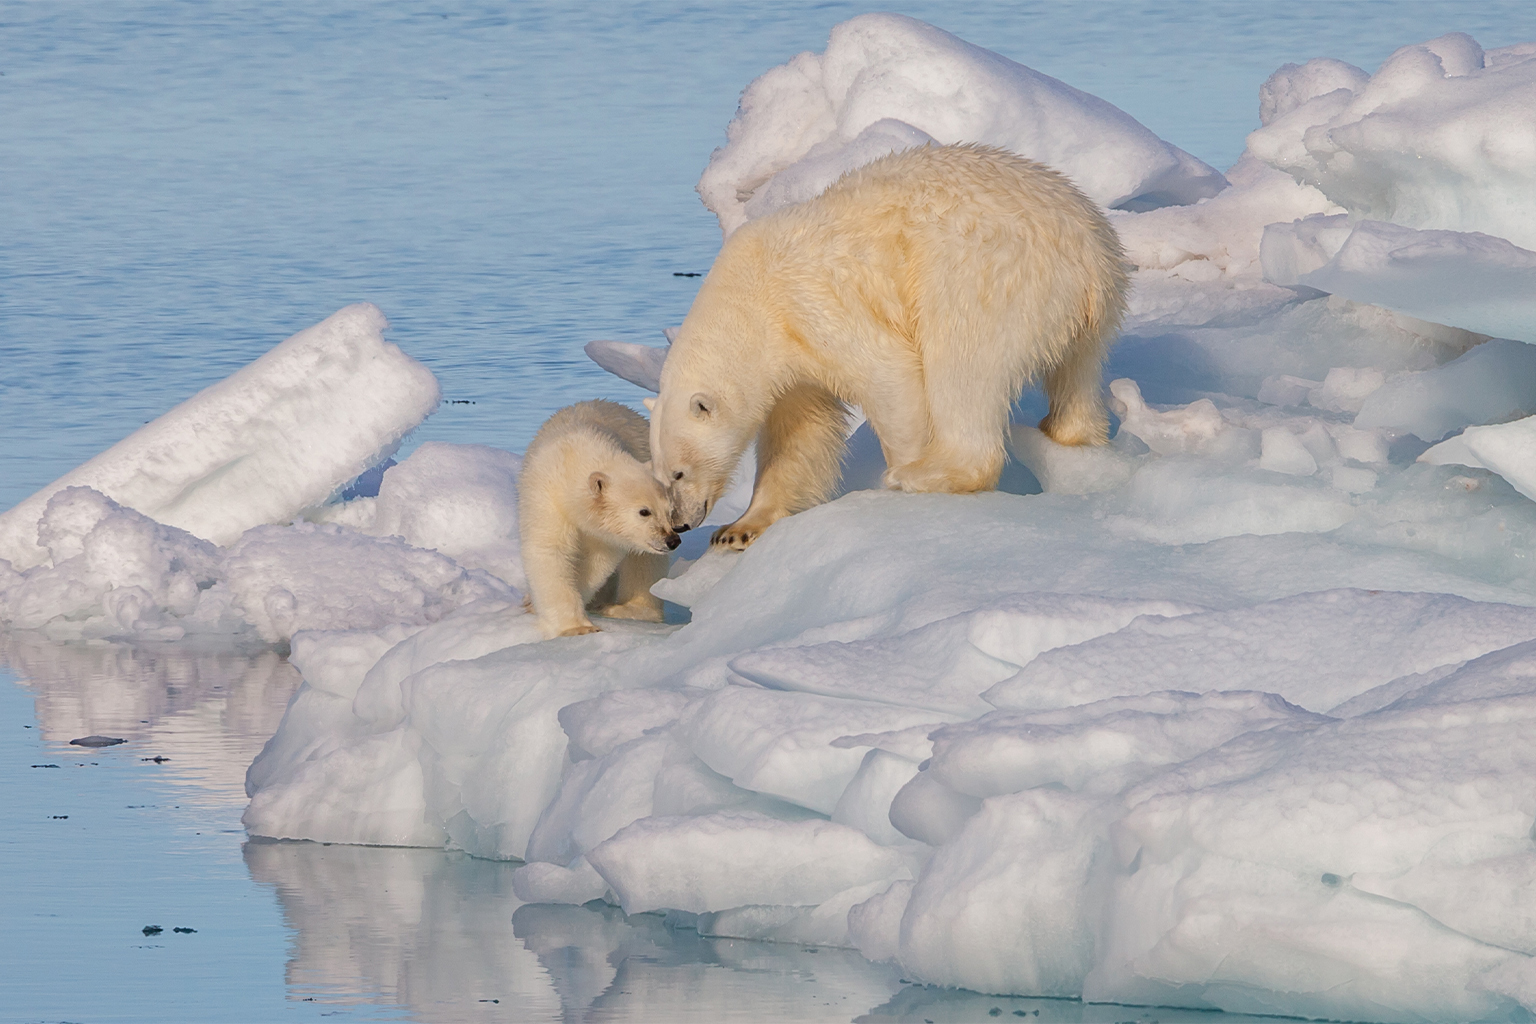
{"left": 982, "top": 589, "right": 1536, "bottom": 714}
{"left": 1355, "top": 339, "right": 1536, "bottom": 442}
{"left": 1296, "top": 220, "right": 1536, "bottom": 343}
{"left": 1422, "top": 414, "right": 1536, "bottom": 502}
{"left": 1249, "top": 34, "right": 1536, "bottom": 250}
{"left": 0, "top": 304, "right": 438, "bottom": 570}
{"left": 698, "top": 13, "right": 1225, "bottom": 237}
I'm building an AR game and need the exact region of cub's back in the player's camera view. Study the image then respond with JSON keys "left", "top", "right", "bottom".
{"left": 525, "top": 399, "right": 651, "bottom": 464}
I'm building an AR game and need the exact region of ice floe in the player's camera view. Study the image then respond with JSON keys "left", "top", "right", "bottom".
{"left": 7, "top": 14, "right": 1536, "bottom": 1023}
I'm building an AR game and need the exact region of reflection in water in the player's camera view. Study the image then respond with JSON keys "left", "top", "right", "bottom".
{"left": 0, "top": 630, "right": 299, "bottom": 801}
{"left": 245, "top": 840, "right": 563, "bottom": 1021}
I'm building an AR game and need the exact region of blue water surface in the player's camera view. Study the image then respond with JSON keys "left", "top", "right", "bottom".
{"left": 6, "top": 3, "right": 1536, "bottom": 1021}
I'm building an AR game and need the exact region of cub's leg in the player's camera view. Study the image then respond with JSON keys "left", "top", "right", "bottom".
{"left": 591, "top": 551, "right": 667, "bottom": 622}
{"left": 712, "top": 383, "right": 848, "bottom": 550}
{"left": 1038, "top": 320, "right": 1111, "bottom": 446}
{"left": 524, "top": 527, "right": 602, "bottom": 638}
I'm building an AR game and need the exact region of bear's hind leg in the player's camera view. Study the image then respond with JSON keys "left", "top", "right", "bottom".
{"left": 591, "top": 551, "right": 667, "bottom": 622}
{"left": 1038, "top": 316, "right": 1112, "bottom": 447}
{"left": 885, "top": 352, "right": 1009, "bottom": 494}
{"left": 712, "top": 383, "right": 848, "bottom": 550}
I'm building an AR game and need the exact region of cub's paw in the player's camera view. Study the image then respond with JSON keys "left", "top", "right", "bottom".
{"left": 558, "top": 623, "right": 601, "bottom": 637}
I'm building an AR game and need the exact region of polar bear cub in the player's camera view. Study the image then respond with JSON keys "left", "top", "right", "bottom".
{"left": 519, "top": 400, "right": 679, "bottom": 638}
{"left": 649, "top": 143, "right": 1130, "bottom": 549}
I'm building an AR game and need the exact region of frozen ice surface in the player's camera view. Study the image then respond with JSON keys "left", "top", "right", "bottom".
{"left": 0, "top": 304, "right": 438, "bottom": 570}
{"left": 582, "top": 338, "right": 668, "bottom": 393}
{"left": 697, "top": 13, "right": 1226, "bottom": 237}
{"left": 9, "top": 14, "right": 1536, "bottom": 1022}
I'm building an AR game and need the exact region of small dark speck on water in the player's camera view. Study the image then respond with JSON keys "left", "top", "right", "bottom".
{"left": 31, "top": 764, "right": 60, "bottom": 769}
{"left": 51, "top": 815, "right": 68, "bottom": 819}
{"left": 71, "top": 735, "right": 126, "bottom": 747}
{"left": 142, "top": 756, "right": 171, "bottom": 763}
{"left": 673, "top": 271, "right": 702, "bottom": 277}
{"left": 478, "top": 999, "right": 500, "bottom": 1004}
{"left": 142, "top": 925, "right": 162, "bottom": 935}
{"left": 449, "top": 399, "right": 476, "bottom": 405}
{"left": 173, "top": 927, "right": 196, "bottom": 933}
{"left": 990, "top": 1010, "right": 1003, "bottom": 1017}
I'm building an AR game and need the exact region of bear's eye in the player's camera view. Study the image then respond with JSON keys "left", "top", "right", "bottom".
{"left": 673, "top": 471, "right": 684, "bottom": 481}
{"left": 639, "top": 508, "right": 652, "bottom": 517}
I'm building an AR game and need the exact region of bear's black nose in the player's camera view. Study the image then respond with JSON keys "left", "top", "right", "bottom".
{"left": 665, "top": 533, "right": 681, "bottom": 550}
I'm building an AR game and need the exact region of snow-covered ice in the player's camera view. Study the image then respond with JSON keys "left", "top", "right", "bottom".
{"left": 697, "top": 13, "right": 1227, "bottom": 237}
{"left": 0, "top": 304, "right": 439, "bottom": 570}
{"left": 9, "top": 14, "right": 1536, "bottom": 1023}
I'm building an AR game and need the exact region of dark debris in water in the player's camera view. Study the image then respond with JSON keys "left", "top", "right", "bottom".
{"left": 71, "top": 735, "right": 126, "bottom": 747}
{"left": 141, "top": 756, "right": 171, "bottom": 763}
{"left": 142, "top": 925, "right": 162, "bottom": 935}
{"left": 173, "top": 926, "right": 196, "bottom": 934}
{"left": 673, "top": 271, "right": 702, "bottom": 277}
{"left": 31, "top": 764, "right": 60, "bottom": 769}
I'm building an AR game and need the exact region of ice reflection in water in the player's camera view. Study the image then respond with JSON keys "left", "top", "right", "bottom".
{"left": 0, "top": 631, "right": 299, "bottom": 801}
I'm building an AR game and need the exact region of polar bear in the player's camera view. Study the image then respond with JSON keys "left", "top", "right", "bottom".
{"left": 647, "top": 144, "right": 1129, "bottom": 549}
{"left": 518, "top": 400, "right": 679, "bottom": 638}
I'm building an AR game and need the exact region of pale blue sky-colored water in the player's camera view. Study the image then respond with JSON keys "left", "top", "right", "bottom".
{"left": 6, "top": 3, "right": 1536, "bottom": 1021}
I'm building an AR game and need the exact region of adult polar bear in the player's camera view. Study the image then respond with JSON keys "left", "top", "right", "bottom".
{"left": 649, "top": 144, "right": 1129, "bottom": 549}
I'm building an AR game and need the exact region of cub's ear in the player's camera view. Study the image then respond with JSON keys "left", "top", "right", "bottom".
{"left": 588, "top": 471, "right": 608, "bottom": 498}
{"left": 642, "top": 397, "right": 656, "bottom": 412}
{"left": 690, "top": 392, "right": 716, "bottom": 419}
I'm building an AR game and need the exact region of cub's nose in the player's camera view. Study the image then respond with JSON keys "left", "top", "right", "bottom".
{"left": 665, "top": 532, "right": 681, "bottom": 550}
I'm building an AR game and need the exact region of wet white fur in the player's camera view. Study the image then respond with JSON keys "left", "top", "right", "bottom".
{"left": 649, "top": 144, "right": 1129, "bottom": 548}
{"left": 518, "top": 400, "right": 674, "bottom": 638}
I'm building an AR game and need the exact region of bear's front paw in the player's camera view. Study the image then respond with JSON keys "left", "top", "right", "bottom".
{"left": 710, "top": 522, "right": 761, "bottom": 550}
{"left": 558, "top": 623, "right": 601, "bottom": 637}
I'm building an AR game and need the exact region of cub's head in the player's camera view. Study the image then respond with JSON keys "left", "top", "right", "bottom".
{"left": 587, "top": 457, "right": 680, "bottom": 554}
{"left": 644, "top": 388, "right": 754, "bottom": 532}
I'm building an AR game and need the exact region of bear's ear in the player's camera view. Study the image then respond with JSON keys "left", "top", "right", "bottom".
{"left": 642, "top": 397, "right": 656, "bottom": 413}
{"left": 690, "top": 392, "right": 715, "bottom": 419}
{"left": 588, "top": 471, "right": 608, "bottom": 498}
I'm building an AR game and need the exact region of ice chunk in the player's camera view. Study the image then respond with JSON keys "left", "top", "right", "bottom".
{"left": 984, "top": 589, "right": 1536, "bottom": 714}
{"left": 1357, "top": 339, "right": 1536, "bottom": 442}
{"left": 897, "top": 789, "right": 1107, "bottom": 997}
{"left": 584, "top": 811, "right": 909, "bottom": 915}
{"left": 1249, "top": 34, "right": 1536, "bottom": 251}
{"left": 362, "top": 442, "right": 525, "bottom": 590}
{"left": 0, "top": 487, "right": 221, "bottom": 640}
{"left": 1422, "top": 414, "right": 1536, "bottom": 502}
{"left": 0, "top": 304, "right": 438, "bottom": 570}
{"left": 223, "top": 522, "right": 513, "bottom": 644}
{"left": 582, "top": 339, "right": 668, "bottom": 393}
{"left": 1299, "top": 220, "right": 1536, "bottom": 343}
{"left": 676, "top": 685, "right": 946, "bottom": 814}
{"left": 1259, "top": 427, "right": 1318, "bottom": 476}
{"left": 1107, "top": 379, "right": 1226, "bottom": 456}
{"left": 698, "top": 13, "right": 1225, "bottom": 237}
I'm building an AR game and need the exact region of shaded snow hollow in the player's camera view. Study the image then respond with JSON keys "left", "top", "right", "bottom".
{"left": 5, "top": 15, "right": 1536, "bottom": 1024}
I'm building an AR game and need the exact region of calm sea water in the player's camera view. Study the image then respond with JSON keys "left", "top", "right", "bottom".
{"left": 5, "top": 3, "right": 1536, "bottom": 1021}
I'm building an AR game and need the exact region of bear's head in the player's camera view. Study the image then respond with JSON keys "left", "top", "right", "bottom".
{"left": 645, "top": 388, "right": 754, "bottom": 532}
{"left": 587, "top": 457, "right": 680, "bottom": 555}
